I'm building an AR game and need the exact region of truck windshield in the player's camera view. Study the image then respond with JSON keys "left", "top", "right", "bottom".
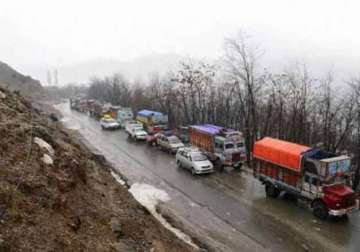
{"left": 237, "top": 142, "right": 244, "bottom": 148}
{"left": 328, "top": 159, "right": 350, "bottom": 175}
{"left": 225, "top": 143, "right": 235, "bottom": 149}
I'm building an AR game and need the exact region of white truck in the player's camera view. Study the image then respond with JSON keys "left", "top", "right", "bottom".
{"left": 125, "top": 121, "right": 148, "bottom": 141}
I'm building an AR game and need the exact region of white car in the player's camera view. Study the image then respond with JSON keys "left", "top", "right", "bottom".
{"left": 157, "top": 134, "right": 185, "bottom": 154}
{"left": 133, "top": 127, "right": 148, "bottom": 140}
{"left": 100, "top": 118, "right": 120, "bottom": 130}
{"left": 176, "top": 147, "right": 214, "bottom": 175}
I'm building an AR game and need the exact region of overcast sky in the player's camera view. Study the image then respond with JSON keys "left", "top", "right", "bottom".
{"left": 0, "top": 0, "right": 359, "bottom": 84}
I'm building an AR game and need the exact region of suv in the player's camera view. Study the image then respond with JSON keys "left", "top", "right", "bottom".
{"left": 176, "top": 148, "right": 214, "bottom": 175}
{"left": 157, "top": 134, "right": 184, "bottom": 153}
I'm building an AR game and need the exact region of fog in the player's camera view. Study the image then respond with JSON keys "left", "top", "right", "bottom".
{"left": 1, "top": 0, "right": 359, "bottom": 84}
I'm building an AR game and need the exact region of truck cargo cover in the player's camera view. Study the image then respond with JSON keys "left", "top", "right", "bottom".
{"left": 191, "top": 124, "right": 234, "bottom": 135}
{"left": 137, "top": 110, "right": 164, "bottom": 117}
{"left": 253, "top": 137, "right": 311, "bottom": 172}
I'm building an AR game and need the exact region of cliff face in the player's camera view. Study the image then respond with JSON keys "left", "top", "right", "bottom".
{"left": 0, "top": 86, "right": 192, "bottom": 251}
{"left": 0, "top": 61, "right": 46, "bottom": 99}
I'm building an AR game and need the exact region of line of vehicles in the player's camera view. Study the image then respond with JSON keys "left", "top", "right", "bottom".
{"left": 70, "top": 97, "right": 359, "bottom": 220}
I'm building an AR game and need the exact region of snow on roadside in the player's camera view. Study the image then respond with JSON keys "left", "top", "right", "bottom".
{"left": 111, "top": 170, "right": 126, "bottom": 186}
{"left": 60, "top": 117, "right": 81, "bottom": 130}
{"left": 129, "top": 183, "right": 199, "bottom": 250}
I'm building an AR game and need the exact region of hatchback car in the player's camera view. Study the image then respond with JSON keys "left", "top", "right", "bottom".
{"left": 176, "top": 148, "right": 214, "bottom": 175}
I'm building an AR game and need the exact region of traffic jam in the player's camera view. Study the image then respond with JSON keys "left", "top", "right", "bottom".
{"left": 70, "top": 97, "right": 359, "bottom": 220}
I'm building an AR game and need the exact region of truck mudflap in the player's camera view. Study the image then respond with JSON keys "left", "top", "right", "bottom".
{"left": 222, "top": 160, "right": 242, "bottom": 168}
{"left": 329, "top": 199, "right": 359, "bottom": 216}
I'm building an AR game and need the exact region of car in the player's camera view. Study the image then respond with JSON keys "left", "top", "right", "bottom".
{"left": 146, "top": 132, "right": 161, "bottom": 146}
{"left": 131, "top": 127, "right": 148, "bottom": 140}
{"left": 100, "top": 117, "right": 120, "bottom": 130}
{"left": 176, "top": 147, "right": 214, "bottom": 175}
{"left": 157, "top": 133, "right": 185, "bottom": 153}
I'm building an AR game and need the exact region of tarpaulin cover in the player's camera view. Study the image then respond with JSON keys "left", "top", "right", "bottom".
{"left": 253, "top": 137, "right": 311, "bottom": 172}
{"left": 137, "top": 110, "right": 164, "bottom": 117}
{"left": 191, "top": 124, "right": 235, "bottom": 135}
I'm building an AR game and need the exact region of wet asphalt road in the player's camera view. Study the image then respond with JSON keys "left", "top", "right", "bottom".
{"left": 57, "top": 103, "right": 360, "bottom": 252}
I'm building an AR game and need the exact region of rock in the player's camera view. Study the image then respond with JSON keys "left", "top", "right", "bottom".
{"left": 41, "top": 154, "right": 53, "bottom": 165}
{"left": 110, "top": 217, "right": 122, "bottom": 234}
{"left": 68, "top": 216, "right": 81, "bottom": 232}
{"left": 34, "top": 137, "right": 55, "bottom": 156}
{"left": 112, "top": 241, "right": 135, "bottom": 252}
{"left": 0, "top": 235, "right": 10, "bottom": 252}
{"left": 301, "top": 243, "right": 310, "bottom": 251}
{"left": 0, "top": 90, "right": 6, "bottom": 99}
{"left": 49, "top": 113, "right": 59, "bottom": 122}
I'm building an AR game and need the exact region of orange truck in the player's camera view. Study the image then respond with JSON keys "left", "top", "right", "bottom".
{"left": 253, "top": 137, "right": 359, "bottom": 219}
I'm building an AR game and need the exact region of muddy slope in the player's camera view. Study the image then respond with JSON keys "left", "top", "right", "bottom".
{"left": 0, "top": 87, "right": 193, "bottom": 252}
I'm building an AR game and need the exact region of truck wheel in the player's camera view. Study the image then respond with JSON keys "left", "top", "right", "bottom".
{"left": 313, "top": 200, "right": 329, "bottom": 220}
{"left": 265, "top": 184, "right": 280, "bottom": 198}
{"left": 101, "top": 125, "right": 105, "bottom": 130}
{"left": 215, "top": 159, "right": 224, "bottom": 172}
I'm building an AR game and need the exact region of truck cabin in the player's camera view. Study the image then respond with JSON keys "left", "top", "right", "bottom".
{"left": 214, "top": 135, "right": 244, "bottom": 153}
{"left": 301, "top": 149, "right": 351, "bottom": 187}
{"left": 299, "top": 148, "right": 353, "bottom": 204}
{"left": 214, "top": 132, "right": 245, "bottom": 153}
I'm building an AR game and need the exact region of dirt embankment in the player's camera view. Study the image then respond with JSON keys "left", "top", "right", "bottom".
{"left": 0, "top": 86, "right": 193, "bottom": 252}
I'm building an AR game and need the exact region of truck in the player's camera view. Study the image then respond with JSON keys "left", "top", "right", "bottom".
{"left": 102, "top": 104, "right": 121, "bottom": 119}
{"left": 125, "top": 121, "right": 148, "bottom": 141}
{"left": 189, "top": 124, "right": 246, "bottom": 169}
{"left": 136, "top": 109, "right": 168, "bottom": 134}
{"left": 69, "top": 98, "right": 89, "bottom": 113}
{"left": 89, "top": 101, "right": 104, "bottom": 120}
{"left": 253, "top": 137, "right": 359, "bottom": 219}
{"left": 117, "top": 107, "right": 133, "bottom": 129}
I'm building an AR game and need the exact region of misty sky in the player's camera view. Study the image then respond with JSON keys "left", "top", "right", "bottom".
{"left": 1, "top": 0, "right": 359, "bottom": 84}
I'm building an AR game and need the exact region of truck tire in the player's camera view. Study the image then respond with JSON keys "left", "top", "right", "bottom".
{"left": 313, "top": 200, "right": 329, "bottom": 220}
{"left": 215, "top": 159, "right": 224, "bottom": 172}
{"left": 265, "top": 184, "right": 280, "bottom": 198}
{"left": 101, "top": 125, "right": 105, "bottom": 130}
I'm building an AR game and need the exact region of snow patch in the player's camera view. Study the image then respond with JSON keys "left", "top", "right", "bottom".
{"left": 60, "top": 117, "right": 81, "bottom": 130}
{"left": 129, "top": 183, "right": 199, "bottom": 250}
{"left": 34, "top": 137, "right": 55, "bottom": 156}
{"left": 111, "top": 171, "right": 126, "bottom": 186}
{"left": 0, "top": 90, "right": 6, "bottom": 99}
{"left": 41, "top": 154, "right": 53, "bottom": 165}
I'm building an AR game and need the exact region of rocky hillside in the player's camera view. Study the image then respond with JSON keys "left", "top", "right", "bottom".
{"left": 0, "top": 61, "right": 46, "bottom": 99}
{"left": 0, "top": 86, "right": 193, "bottom": 251}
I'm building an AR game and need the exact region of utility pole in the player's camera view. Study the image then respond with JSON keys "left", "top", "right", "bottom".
{"left": 46, "top": 70, "right": 52, "bottom": 86}
{"left": 54, "top": 69, "right": 58, "bottom": 86}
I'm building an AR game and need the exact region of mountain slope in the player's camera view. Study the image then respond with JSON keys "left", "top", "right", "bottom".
{"left": 0, "top": 85, "right": 193, "bottom": 251}
{"left": 0, "top": 61, "right": 46, "bottom": 99}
